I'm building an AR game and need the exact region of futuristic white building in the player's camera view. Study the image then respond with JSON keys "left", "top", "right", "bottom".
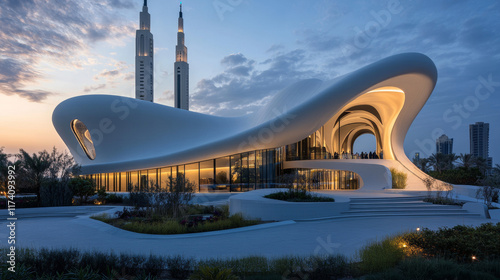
{"left": 53, "top": 53, "right": 438, "bottom": 192}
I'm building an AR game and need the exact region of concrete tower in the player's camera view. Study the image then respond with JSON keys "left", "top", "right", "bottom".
{"left": 135, "top": 0, "right": 154, "bottom": 102}
{"left": 470, "top": 122, "right": 492, "bottom": 169}
{"left": 436, "top": 134, "right": 453, "bottom": 155}
{"left": 174, "top": 3, "right": 189, "bottom": 110}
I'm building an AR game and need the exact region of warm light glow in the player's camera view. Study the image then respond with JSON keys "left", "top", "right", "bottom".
{"left": 366, "top": 86, "right": 405, "bottom": 94}
{"left": 71, "top": 119, "right": 96, "bottom": 160}
{"left": 472, "top": 256, "right": 477, "bottom": 260}
{"left": 402, "top": 244, "right": 407, "bottom": 248}
{"left": 416, "top": 227, "right": 421, "bottom": 231}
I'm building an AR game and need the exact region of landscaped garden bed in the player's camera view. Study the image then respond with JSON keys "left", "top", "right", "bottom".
{"left": 92, "top": 204, "right": 262, "bottom": 235}
{"left": 264, "top": 190, "right": 334, "bottom": 202}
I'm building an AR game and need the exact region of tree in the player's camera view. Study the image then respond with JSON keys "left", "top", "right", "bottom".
{"left": 494, "top": 164, "right": 500, "bottom": 175}
{"left": 16, "top": 149, "right": 51, "bottom": 203}
{"left": 458, "top": 153, "right": 475, "bottom": 170}
{"left": 68, "top": 177, "right": 95, "bottom": 204}
{"left": 428, "top": 153, "right": 457, "bottom": 173}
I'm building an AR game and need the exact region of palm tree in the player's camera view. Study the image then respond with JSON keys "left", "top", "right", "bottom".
{"left": 494, "top": 164, "right": 500, "bottom": 175}
{"left": 474, "top": 157, "right": 488, "bottom": 176}
{"left": 458, "top": 153, "right": 475, "bottom": 170}
{"left": 17, "top": 149, "right": 51, "bottom": 204}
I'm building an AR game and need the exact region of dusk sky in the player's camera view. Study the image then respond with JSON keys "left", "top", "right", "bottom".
{"left": 0, "top": 0, "right": 499, "bottom": 165}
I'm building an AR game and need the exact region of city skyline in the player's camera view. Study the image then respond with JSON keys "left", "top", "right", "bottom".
{"left": 0, "top": 0, "right": 499, "bottom": 166}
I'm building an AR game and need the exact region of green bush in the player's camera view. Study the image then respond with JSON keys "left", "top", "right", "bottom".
{"left": 358, "top": 236, "right": 405, "bottom": 274}
{"left": 264, "top": 191, "right": 334, "bottom": 202}
{"left": 428, "top": 167, "right": 483, "bottom": 185}
{"left": 106, "top": 193, "right": 124, "bottom": 204}
{"left": 308, "top": 255, "right": 352, "bottom": 280}
{"left": 166, "top": 255, "right": 194, "bottom": 280}
{"left": 423, "top": 196, "right": 464, "bottom": 206}
{"left": 401, "top": 223, "right": 500, "bottom": 262}
{"left": 190, "top": 266, "right": 239, "bottom": 280}
{"left": 390, "top": 168, "right": 407, "bottom": 189}
{"left": 365, "top": 257, "right": 498, "bottom": 280}
{"left": 68, "top": 177, "right": 95, "bottom": 204}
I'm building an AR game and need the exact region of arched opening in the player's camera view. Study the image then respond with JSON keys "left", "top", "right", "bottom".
{"left": 352, "top": 133, "right": 377, "bottom": 155}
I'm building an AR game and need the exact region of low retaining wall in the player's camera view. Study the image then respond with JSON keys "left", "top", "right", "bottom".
{"left": 229, "top": 189, "right": 350, "bottom": 221}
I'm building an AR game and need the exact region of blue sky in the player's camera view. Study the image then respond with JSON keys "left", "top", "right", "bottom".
{"left": 0, "top": 0, "right": 499, "bottom": 165}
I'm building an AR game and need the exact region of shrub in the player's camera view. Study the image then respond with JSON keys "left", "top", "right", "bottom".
{"left": 264, "top": 191, "right": 334, "bottom": 202}
{"left": 190, "top": 266, "right": 239, "bottom": 280}
{"left": 106, "top": 193, "right": 124, "bottom": 204}
{"left": 358, "top": 236, "right": 405, "bottom": 274}
{"left": 365, "top": 257, "right": 499, "bottom": 280}
{"left": 68, "top": 177, "right": 95, "bottom": 204}
{"left": 40, "top": 178, "right": 73, "bottom": 207}
{"left": 308, "top": 255, "right": 352, "bottom": 280}
{"left": 423, "top": 196, "right": 464, "bottom": 206}
{"left": 400, "top": 223, "right": 500, "bottom": 262}
{"left": 390, "top": 168, "right": 407, "bottom": 189}
{"left": 166, "top": 255, "right": 194, "bottom": 280}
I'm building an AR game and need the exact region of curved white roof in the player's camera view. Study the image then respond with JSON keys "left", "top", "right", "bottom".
{"left": 53, "top": 52, "right": 437, "bottom": 177}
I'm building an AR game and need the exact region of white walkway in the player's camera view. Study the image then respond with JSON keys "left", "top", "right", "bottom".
{"left": 0, "top": 200, "right": 496, "bottom": 260}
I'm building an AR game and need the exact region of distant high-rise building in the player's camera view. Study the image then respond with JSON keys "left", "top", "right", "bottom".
{"left": 174, "top": 3, "right": 189, "bottom": 110}
{"left": 470, "top": 122, "right": 492, "bottom": 169}
{"left": 135, "top": 0, "right": 154, "bottom": 102}
{"left": 436, "top": 134, "right": 453, "bottom": 155}
{"left": 414, "top": 152, "right": 420, "bottom": 162}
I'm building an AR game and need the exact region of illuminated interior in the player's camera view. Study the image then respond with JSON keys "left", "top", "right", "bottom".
{"left": 70, "top": 119, "right": 96, "bottom": 160}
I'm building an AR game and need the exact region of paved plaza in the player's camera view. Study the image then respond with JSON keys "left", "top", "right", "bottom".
{"left": 1, "top": 192, "right": 497, "bottom": 260}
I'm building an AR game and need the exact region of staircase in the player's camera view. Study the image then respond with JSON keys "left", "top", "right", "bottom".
{"left": 342, "top": 196, "right": 479, "bottom": 218}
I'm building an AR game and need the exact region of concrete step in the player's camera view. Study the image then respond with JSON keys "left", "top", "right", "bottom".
{"left": 342, "top": 209, "right": 469, "bottom": 215}
{"left": 350, "top": 204, "right": 461, "bottom": 210}
{"left": 295, "top": 212, "right": 481, "bottom": 222}
{"left": 350, "top": 201, "right": 429, "bottom": 207}
{"left": 350, "top": 197, "right": 427, "bottom": 203}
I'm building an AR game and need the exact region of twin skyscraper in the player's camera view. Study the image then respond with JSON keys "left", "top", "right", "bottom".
{"left": 135, "top": 1, "right": 189, "bottom": 110}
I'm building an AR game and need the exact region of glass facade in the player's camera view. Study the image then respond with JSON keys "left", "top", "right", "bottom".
{"left": 85, "top": 145, "right": 360, "bottom": 193}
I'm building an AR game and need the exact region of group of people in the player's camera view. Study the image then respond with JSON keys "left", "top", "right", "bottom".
{"left": 333, "top": 151, "right": 383, "bottom": 159}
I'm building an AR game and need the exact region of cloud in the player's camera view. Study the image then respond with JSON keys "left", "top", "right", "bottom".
{"left": 221, "top": 53, "right": 249, "bottom": 67}
{"left": 191, "top": 50, "right": 322, "bottom": 116}
{"left": 83, "top": 84, "right": 107, "bottom": 93}
{"left": 0, "top": 0, "right": 134, "bottom": 102}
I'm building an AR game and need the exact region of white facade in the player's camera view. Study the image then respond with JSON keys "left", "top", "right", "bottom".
{"left": 135, "top": 0, "right": 154, "bottom": 102}
{"left": 174, "top": 4, "right": 189, "bottom": 110}
{"left": 53, "top": 53, "right": 439, "bottom": 191}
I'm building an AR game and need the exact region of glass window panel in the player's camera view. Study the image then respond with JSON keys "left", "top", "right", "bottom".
{"left": 247, "top": 151, "right": 256, "bottom": 190}
{"left": 160, "top": 167, "right": 172, "bottom": 189}
{"left": 129, "top": 171, "right": 138, "bottom": 191}
{"left": 148, "top": 169, "right": 157, "bottom": 187}
{"left": 230, "top": 154, "right": 241, "bottom": 192}
{"left": 139, "top": 170, "right": 148, "bottom": 190}
{"left": 256, "top": 151, "right": 263, "bottom": 189}
{"left": 200, "top": 160, "right": 215, "bottom": 192}
{"left": 120, "top": 172, "right": 127, "bottom": 192}
{"left": 185, "top": 163, "right": 199, "bottom": 192}
{"left": 215, "top": 157, "right": 229, "bottom": 192}
{"left": 108, "top": 173, "right": 114, "bottom": 192}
